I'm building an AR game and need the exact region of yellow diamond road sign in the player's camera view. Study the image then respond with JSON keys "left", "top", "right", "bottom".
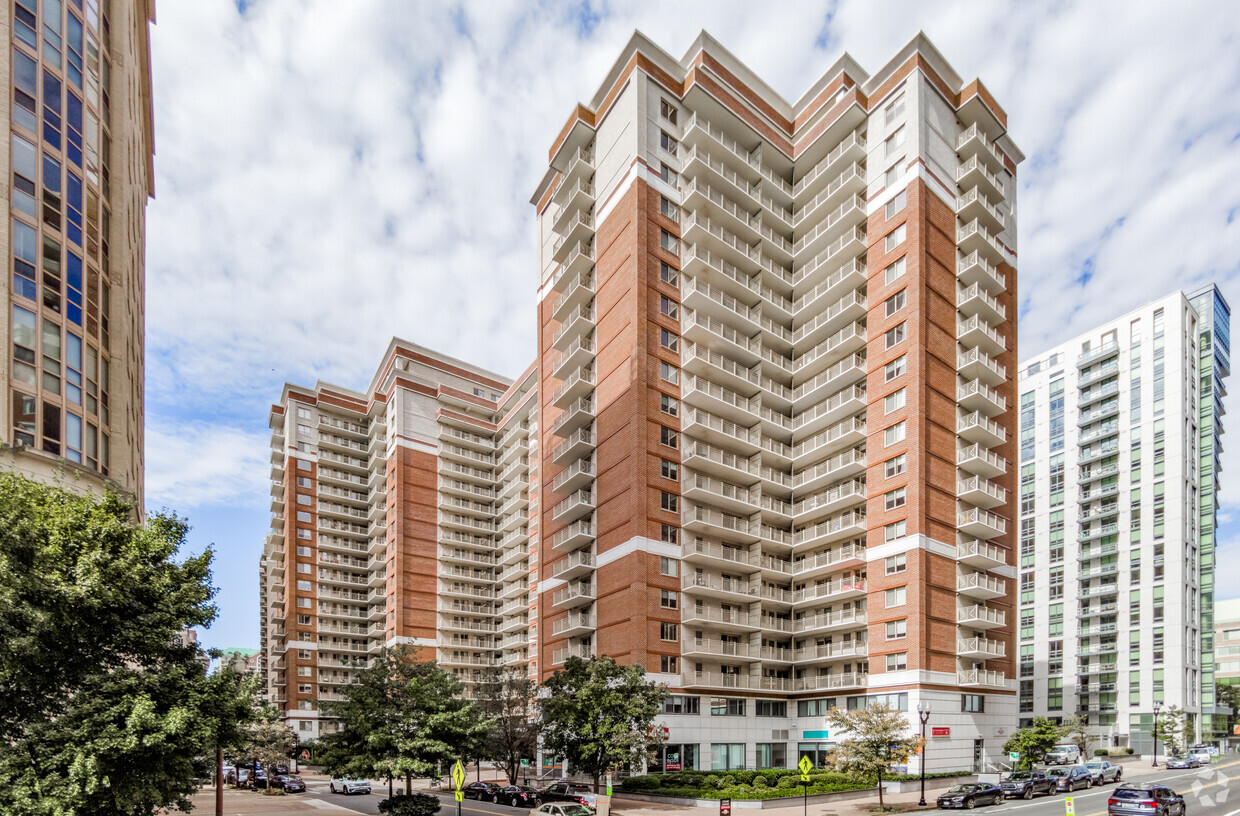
{"left": 799, "top": 755, "right": 813, "bottom": 781}
{"left": 455, "top": 791, "right": 464, "bottom": 802}
{"left": 452, "top": 759, "right": 466, "bottom": 791}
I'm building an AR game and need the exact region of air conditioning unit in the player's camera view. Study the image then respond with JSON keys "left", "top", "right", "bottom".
{"left": 772, "top": 729, "right": 790, "bottom": 740}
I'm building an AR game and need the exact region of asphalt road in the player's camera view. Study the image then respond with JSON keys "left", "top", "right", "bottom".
{"left": 297, "top": 762, "right": 1240, "bottom": 816}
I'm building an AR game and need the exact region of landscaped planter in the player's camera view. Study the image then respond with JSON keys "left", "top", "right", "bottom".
{"left": 614, "top": 787, "right": 880, "bottom": 810}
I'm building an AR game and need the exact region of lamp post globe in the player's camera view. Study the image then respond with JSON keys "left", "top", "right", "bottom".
{"left": 917, "top": 702, "right": 932, "bottom": 807}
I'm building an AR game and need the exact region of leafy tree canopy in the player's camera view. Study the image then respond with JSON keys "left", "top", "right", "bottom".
{"left": 0, "top": 473, "right": 221, "bottom": 816}
{"left": 476, "top": 668, "right": 539, "bottom": 785}
{"left": 1002, "top": 718, "right": 1067, "bottom": 770}
{"left": 540, "top": 656, "right": 667, "bottom": 792}
{"left": 824, "top": 703, "right": 921, "bottom": 808}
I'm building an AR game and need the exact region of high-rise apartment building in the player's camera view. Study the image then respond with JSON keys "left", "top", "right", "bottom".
{"left": 0, "top": 0, "right": 152, "bottom": 502}
{"left": 528, "top": 31, "right": 1022, "bottom": 771}
{"left": 259, "top": 340, "right": 538, "bottom": 740}
{"left": 1015, "top": 287, "right": 1229, "bottom": 750}
{"left": 1213, "top": 598, "right": 1240, "bottom": 747}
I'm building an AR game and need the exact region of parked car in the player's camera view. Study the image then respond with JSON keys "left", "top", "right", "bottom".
{"left": 498, "top": 785, "right": 542, "bottom": 807}
{"left": 1001, "top": 770, "right": 1056, "bottom": 799}
{"left": 464, "top": 782, "right": 505, "bottom": 801}
{"left": 529, "top": 805, "right": 593, "bottom": 816}
{"left": 1188, "top": 747, "right": 1213, "bottom": 765}
{"left": 253, "top": 769, "right": 269, "bottom": 789}
{"left": 1189, "top": 745, "right": 1219, "bottom": 757}
{"left": 1047, "top": 766, "right": 1093, "bottom": 792}
{"left": 1165, "top": 755, "right": 1204, "bottom": 770}
{"left": 937, "top": 783, "right": 1003, "bottom": 808}
{"left": 329, "top": 776, "right": 372, "bottom": 795}
{"left": 1108, "top": 786, "right": 1187, "bottom": 816}
{"left": 276, "top": 775, "right": 305, "bottom": 793}
{"left": 1046, "top": 745, "right": 1083, "bottom": 765}
{"left": 540, "top": 782, "right": 597, "bottom": 810}
{"left": 1085, "top": 760, "right": 1123, "bottom": 785}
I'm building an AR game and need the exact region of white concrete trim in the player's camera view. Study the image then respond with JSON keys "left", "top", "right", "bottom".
{"left": 597, "top": 535, "right": 682, "bottom": 567}
{"left": 867, "top": 533, "right": 956, "bottom": 562}
{"left": 393, "top": 436, "right": 437, "bottom": 456}
{"left": 537, "top": 576, "right": 567, "bottom": 595}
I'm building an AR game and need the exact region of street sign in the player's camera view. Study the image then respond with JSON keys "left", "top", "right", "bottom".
{"left": 455, "top": 791, "right": 464, "bottom": 802}
{"left": 606, "top": 774, "right": 613, "bottom": 796}
{"left": 452, "top": 759, "right": 466, "bottom": 791}
{"left": 521, "top": 759, "right": 530, "bottom": 766}
{"left": 932, "top": 727, "right": 951, "bottom": 737}
{"left": 1009, "top": 751, "right": 1020, "bottom": 761}
{"left": 798, "top": 755, "right": 813, "bottom": 782}
{"left": 1065, "top": 797, "right": 1075, "bottom": 816}
{"left": 720, "top": 797, "right": 732, "bottom": 816}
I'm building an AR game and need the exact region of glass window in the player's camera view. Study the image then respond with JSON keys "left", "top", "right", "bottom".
{"left": 756, "top": 742, "right": 786, "bottom": 769}
{"left": 710, "top": 743, "right": 744, "bottom": 770}
{"left": 885, "top": 190, "right": 907, "bottom": 219}
{"left": 884, "top": 355, "right": 907, "bottom": 382}
{"left": 885, "top": 224, "right": 907, "bottom": 252}
{"left": 884, "top": 487, "right": 906, "bottom": 510}
{"left": 886, "top": 553, "right": 907, "bottom": 574}
{"left": 884, "top": 256, "right": 906, "bottom": 284}
{"left": 884, "top": 520, "right": 906, "bottom": 542}
{"left": 886, "top": 619, "right": 907, "bottom": 639}
{"left": 886, "top": 652, "right": 907, "bottom": 671}
{"left": 885, "top": 289, "right": 907, "bottom": 316}
{"left": 885, "top": 454, "right": 906, "bottom": 478}
{"left": 885, "top": 586, "right": 907, "bottom": 607}
{"left": 884, "top": 421, "right": 906, "bottom": 446}
{"left": 884, "top": 322, "right": 906, "bottom": 349}
{"left": 884, "top": 388, "right": 906, "bottom": 413}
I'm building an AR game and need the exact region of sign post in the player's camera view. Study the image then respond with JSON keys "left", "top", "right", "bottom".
{"left": 1065, "top": 797, "right": 1075, "bottom": 816}
{"left": 720, "top": 797, "right": 732, "bottom": 816}
{"left": 798, "top": 755, "right": 813, "bottom": 816}
{"left": 452, "top": 759, "right": 466, "bottom": 816}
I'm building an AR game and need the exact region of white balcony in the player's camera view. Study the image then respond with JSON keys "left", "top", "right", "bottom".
{"left": 551, "top": 488, "right": 595, "bottom": 525}
{"left": 957, "top": 636, "right": 1006, "bottom": 659}
{"left": 551, "top": 518, "right": 593, "bottom": 551}
{"left": 550, "top": 427, "right": 595, "bottom": 466}
{"left": 956, "top": 604, "right": 1005, "bottom": 630}
{"left": 957, "top": 443, "right": 1006, "bottom": 479}
{"left": 792, "top": 672, "right": 868, "bottom": 692}
{"left": 957, "top": 314, "right": 1006, "bottom": 356}
{"left": 551, "top": 582, "right": 595, "bottom": 609}
{"left": 551, "top": 612, "right": 594, "bottom": 639}
{"left": 957, "top": 250, "right": 1006, "bottom": 294}
{"left": 551, "top": 550, "right": 595, "bottom": 581}
{"left": 957, "top": 411, "right": 1007, "bottom": 447}
{"left": 958, "top": 668, "right": 1007, "bottom": 688}
{"left": 956, "top": 571, "right": 1006, "bottom": 600}
{"left": 958, "top": 507, "right": 1007, "bottom": 539}
{"left": 957, "top": 476, "right": 1007, "bottom": 510}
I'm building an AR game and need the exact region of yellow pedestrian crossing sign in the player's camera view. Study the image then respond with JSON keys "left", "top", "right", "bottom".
{"left": 798, "top": 755, "right": 813, "bottom": 782}
{"left": 453, "top": 760, "right": 466, "bottom": 802}
{"left": 455, "top": 790, "right": 464, "bottom": 802}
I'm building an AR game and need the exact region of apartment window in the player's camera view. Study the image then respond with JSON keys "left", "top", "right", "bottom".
{"left": 710, "top": 698, "right": 746, "bottom": 717}
{"left": 884, "top": 160, "right": 904, "bottom": 188}
{"left": 296, "top": 511, "right": 311, "bottom": 523}
{"left": 884, "top": 487, "right": 906, "bottom": 511}
{"left": 884, "top": 421, "right": 906, "bottom": 446}
{"left": 884, "top": 322, "right": 906, "bottom": 349}
{"left": 885, "top": 190, "right": 907, "bottom": 219}
{"left": 660, "top": 98, "right": 678, "bottom": 124}
{"left": 660, "top": 589, "right": 679, "bottom": 609}
{"left": 660, "top": 655, "right": 678, "bottom": 673}
{"left": 885, "top": 389, "right": 906, "bottom": 414}
{"left": 298, "top": 666, "right": 312, "bottom": 677}
{"left": 659, "top": 327, "right": 679, "bottom": 352}
{"left": 885, "top": 91, "right": 905, "bottom": 125}
{"left": 659, "top": 361, "right": 679, "bottom": 384}
{"left": 885, "top": 454, "right": 907, "bottom": 478}
{"left": 298, "top": 459, "right": 311, "bottom": 471}
{"left": 661, "top": 459, "right": 679, "bottom": 481}
{"left": 660, "top": 393, "right": 679, "bottom": 416}
{"left": 297, "top": 563, "right": 311, "bottom": 574}
{"left": 297, "top": 424, "right": 312, "bottom": 437}
{"left": 885, "top": 586, "right": 907, "bottom": 607}
{"left": 297, "top": 494, "right": 311, "bottom": 505}
{"left": 886, "top": 652, "right": 908, "bottom": 671}
{"left": 885, "top": 224, "right": 907, "bottom": 252}
{"left": 660, "top": 230, "right": 679, "bottom": 253}
{"left": 660, "top": 426, "right": 679, "bottom": 449}
{"left": 756, "top": 700, "right": 787, "bottom": 717}
{"left": 663, "top": 695, "right": 699, "bottom": 714}
{"left": 886, "top": 619, "right": 907, "bottom": 639}
{"left": 297, "top": 545, "right": 311, "bottom": 556}
{"left": 295, "top": 528, "right": 310, "bottom": 540}
{"left": 660, "top": 131, "right": 678, "bottom": 155}
{"left": 962, "top": 694, "right": 984, "bottom": 713}
{"left": 884, "top": 126, "right": 906, "bottom": 158}
{"left": 660, "top": 163, "right": 678, "bottom": 186}
{"left": 884, "top": 355, "right": 907, "bottom": 382}
{"left": 660, "top": 195, "right": 679, "bottom": 221}
{"left": 296, "top": 580, "right": 311, "bottom": 591}
{"left": 885, "top": 289, "right": 907, "bottom": 316}
{"left": 886, "top": 553, "right": 907, "bottom": 574}
{"left": 660, "top": 261, "right": 679, "bottom": 286}
{"left": 297, "top": 598, "right": 311, "bottom": 608}
{"left": 661, "top": 491, "right": 679, "bottom": 512}
{"left": 661, "top": 524, "right": 678, "bottom": 544}
{"left": 797, "top": 699, "right": 835, "bottom": 717}
{"left": 297, "top": 615, "right": 312, "bottom": 625}
{"left": 659, "top": 294, "right": 679, "bottom": 319}
{"left": 884, "top": 256, "right": 906, "bottom": 284}
{"left": 884, "top": 520, "right": 906, "bottom": 542}
{"left": 297, "top": 476, "right": 312, "bottom": 488}
{"left": 660, "top": 556, "right": 679, "bottom": 577}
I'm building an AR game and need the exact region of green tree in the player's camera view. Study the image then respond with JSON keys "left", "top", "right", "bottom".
{"left": 1156, "top": 705, "right": 1188, "bottom": 756}
{"left": 202, "top": 666, "right": 262, "bottom": 813}
{"left": 1002, "top": 717, "right": 1067, "bottom": 770}
{"left": 246, "top": 707, "right": 299, "bottom": 792}
{"left": 476, "top": 668, "right": 539, "bottom": 785}
{"left": 0, "top": 473, "right": 220, "bottom": 816}
{"left": 540, "top": 656, "right": 667, "bottom": 793}
{"left": 320, "top": 646, "right": 490, "bottom": 794}
{"left": 1062, "top": 714, "right": 1097, "bottom": 757}
{"left": 1218, "top": 684, "right": 1240, "bottom": 738}
{"left": 824, "top": 703, "right": 922, "bottom": 808}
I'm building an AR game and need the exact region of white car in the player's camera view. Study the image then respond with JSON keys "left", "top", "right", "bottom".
{"left": 1187, "top": 747, "right": 1213, "bottom": 764}
{"left": 529, "top": 805, "right": 593, "bottom": 816}
{"left": 329, "top": 777, "right": 372, "bottom": 795}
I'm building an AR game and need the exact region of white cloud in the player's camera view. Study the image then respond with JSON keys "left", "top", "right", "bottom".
{"left": 144, "top": 420, "right": 270, "bottom": 510}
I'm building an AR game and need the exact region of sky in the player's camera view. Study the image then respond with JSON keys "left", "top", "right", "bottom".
{"left": 142, "top": 0, "right": 1240, "bottom": 652}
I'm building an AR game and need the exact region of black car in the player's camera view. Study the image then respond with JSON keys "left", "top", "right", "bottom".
{"left": 1047, "top": 766, "right": 1092, "bottom": 792}
{"left": 937, "top": 783, "right": 1003, "bottom": 809}
{"left": 276, "top": 775, "right": 305, "bottom": 793}
{"left": 498, "top": 785, "right": 541, "bottom": 807}
{"left": 463, "top": 781, "right": 505, "bottom": 801}
{"left": 1001, "top": 771, "right": 1056, "bottom": 799}
{"left": 1108, "top": 786, "right": 1187, "bottom": 816}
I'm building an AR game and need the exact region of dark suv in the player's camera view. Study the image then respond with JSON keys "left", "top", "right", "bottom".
{"left": 1001, "top": 770, "right": 1056, "bottom": 799}
{"left": 1047, "top": 766, "right": 1092, "bottom": 792}
{"left": 1108, "top": 786, "right": 1186, "bottom": 816}
{"left": 541, "top": 782, "right": 597, "bottom": 810}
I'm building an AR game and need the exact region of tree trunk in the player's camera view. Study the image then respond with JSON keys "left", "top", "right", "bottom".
{"left": 877, "top": 769, "right": 884, "bottom": 808}
{"left": 593, "top": 774, "right": 600, "bottom": 794}
{"left": 215, "top": 742, "right": 223, "bottom": 816}
{"left": 406, "top": 773, "right": 412, "bottom": 795}
{"left": 389, "top": 776, "right": 394, "bottom": 798}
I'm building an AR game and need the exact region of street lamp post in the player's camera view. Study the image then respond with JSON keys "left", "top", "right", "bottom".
{"left": 1152, "top": 701, "right": 1163, "bottom": 768}
{"left": 917, "top": 702, "right": 932, "bottom": 807}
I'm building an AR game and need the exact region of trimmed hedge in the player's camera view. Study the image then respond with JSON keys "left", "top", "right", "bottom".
{"left": 884, "top": 771, "right": 974, "bottom": 781}
{"left": 620, "top": 769, "right": 870, "bottom": 800}
{"left": 379, "top": 793, "right": 442, "bottom": 816}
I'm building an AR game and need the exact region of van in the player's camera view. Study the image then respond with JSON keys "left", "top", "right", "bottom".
{"left": 1045, "top": 745, "right": 1082, "bottom": 765}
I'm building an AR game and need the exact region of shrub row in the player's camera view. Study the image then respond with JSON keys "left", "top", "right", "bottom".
{"left": 620, "top": 770, "right": 870, "bottom": 800}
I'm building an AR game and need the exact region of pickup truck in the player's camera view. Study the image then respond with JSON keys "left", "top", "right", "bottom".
{"left": 1084, "top": 760, "right": 1123, "bottom": 785}
{"left": 1001, "top": 770, "right": 1057, "bottom": 799}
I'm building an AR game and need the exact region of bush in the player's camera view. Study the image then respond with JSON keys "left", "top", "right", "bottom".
{"left": 1096, "top": 749, "right": 1109, "bottom": 756}
{"left": 752, "top": 775, "right": 769, "bottom": 789}
{"left": 618, "top": 770, "right": 871, "bottom": 800}
{"left": 379, "top": 793, "right": 442, "bottom": 816}
{"left": 884, "top": 771, "right": 973, "bottom": 782}
{"left": 776, "top": 775, "right": 799, "bottom": 790}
